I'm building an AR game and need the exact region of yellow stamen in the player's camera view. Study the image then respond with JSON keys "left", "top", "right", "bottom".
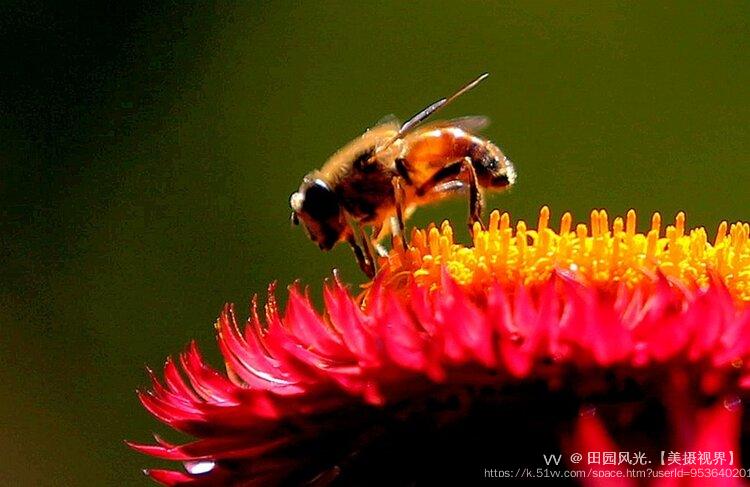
{"left": 381, "top": 208, "right": 750, "bottom": 302}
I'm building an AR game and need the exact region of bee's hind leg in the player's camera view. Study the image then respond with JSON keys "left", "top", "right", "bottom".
{"left": 416, "top": 157, "right": 485, "bottom": 235}
{"left": 460, "top": 157, "right": 485, "bottom": 234}
{"left": 390, "top": 176, "right": 409, "bottom": 251}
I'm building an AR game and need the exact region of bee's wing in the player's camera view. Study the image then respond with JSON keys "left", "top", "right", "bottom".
{"left": 373, "top": 114, "right": 401, "bottom": 128}
{"left": 420, "top": 116, "right": 490, "bottom": 134}
{"left": 378, "top": 73, "right": 489, "bottom": 151}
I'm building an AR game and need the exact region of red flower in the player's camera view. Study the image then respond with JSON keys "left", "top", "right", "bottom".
{"left": 130, "top": 208, "right": 750, "bottom": 486}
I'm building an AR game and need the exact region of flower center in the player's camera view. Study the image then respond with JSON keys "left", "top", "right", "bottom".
{"left": 381, "top": 207, "right": 750, "bottom": 302}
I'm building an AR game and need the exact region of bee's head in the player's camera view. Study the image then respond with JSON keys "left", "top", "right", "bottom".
{"left": 290, "top": 178, "right": 346, "bottom": 250}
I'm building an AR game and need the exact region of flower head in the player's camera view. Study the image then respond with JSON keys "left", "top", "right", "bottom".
{"left": 130, "top": 208, "right": 750, "bottom": 485}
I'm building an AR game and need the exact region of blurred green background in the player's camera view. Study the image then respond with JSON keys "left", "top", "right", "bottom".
{"left": 1, "top": 1, "right": 748, "bottom": 484}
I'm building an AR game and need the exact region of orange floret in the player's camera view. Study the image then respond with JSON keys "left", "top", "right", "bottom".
{"left": 381, "top": 207, "right": 750, "bottom": 301}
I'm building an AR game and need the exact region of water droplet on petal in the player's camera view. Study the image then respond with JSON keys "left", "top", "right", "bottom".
{"left": 510, "top": 332, "right": 524, "bottom": 344}
{"left": 184, "top": 460, "right": 215, "bottom": 475}
{"left": 633, "top": 342, "right": 648, "bottom": 366}
{"left": 579, "top": 405, "right": 597, "bottom": 417}
{"left": 723, "top": 395, "right": 742, "bottom": 412}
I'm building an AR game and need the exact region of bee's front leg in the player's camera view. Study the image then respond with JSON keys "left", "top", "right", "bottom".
{"left": 370, "top": 224, "right": 389, "bottom": 258}
{"left": 356, "top": 223, "right": 378, "bottom": 273}
{"left": 343, "top": 213, "right": 377, "bottom": 278}
{"left": 346, "top": 233, "right": 375, "bottom": 279}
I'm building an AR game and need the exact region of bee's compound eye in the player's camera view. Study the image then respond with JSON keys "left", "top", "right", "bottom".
{"left": 302, "top": 181, "right": 339, "bottom": 220}
{"left": 290, "top": 191, "right": 304, "bottom": 212}
{"left": 298, "top": 180, "right": 343, "bottom": 250}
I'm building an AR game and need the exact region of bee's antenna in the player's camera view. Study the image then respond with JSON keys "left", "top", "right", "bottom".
{"left": 377, "top": 73, "right": 489, "bottom": 152}
{"left": 445, "top": 72, "right": 489, "bottom": 105}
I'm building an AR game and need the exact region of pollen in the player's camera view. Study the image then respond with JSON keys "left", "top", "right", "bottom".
{"left": 382, "top": 207, "right": 750, "bottom": 302}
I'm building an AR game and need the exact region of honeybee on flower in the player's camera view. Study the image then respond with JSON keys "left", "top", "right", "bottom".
{"left": 290, "top": 74, "right": 515, "bottom": 277}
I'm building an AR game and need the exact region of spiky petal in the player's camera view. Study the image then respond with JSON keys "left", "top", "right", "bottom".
{"left": 131, "top": 209, "right": 750, "bottom": 485}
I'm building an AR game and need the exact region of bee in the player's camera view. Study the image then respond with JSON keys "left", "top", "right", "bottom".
{"left": 290, "top": 73, "right": 516, "bottom": 277}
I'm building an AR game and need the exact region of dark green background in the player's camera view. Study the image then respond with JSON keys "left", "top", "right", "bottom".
{"left": 1, "top": 1, "right": 748, "bottom": 485}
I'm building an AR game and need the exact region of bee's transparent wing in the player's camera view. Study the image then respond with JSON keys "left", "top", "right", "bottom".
{"left": 379, "top": 73, "right": 489, "bottom": 150}
{"left": 420, "top": 116, "right": 490, "bottom": 134}
{"left": 373, "top": 114, "right": 401, "bottom": 128}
